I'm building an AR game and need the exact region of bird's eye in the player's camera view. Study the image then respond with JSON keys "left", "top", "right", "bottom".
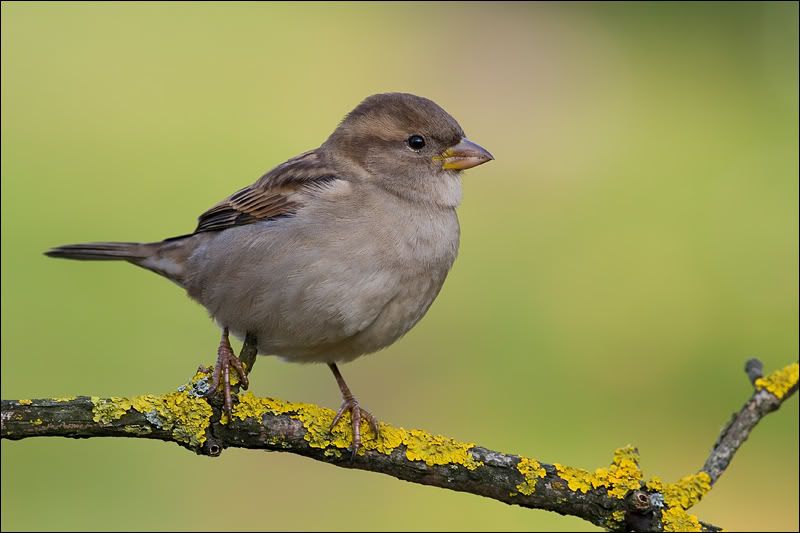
{"left": 407, "top": 135, "right": 426, "bottom": 150}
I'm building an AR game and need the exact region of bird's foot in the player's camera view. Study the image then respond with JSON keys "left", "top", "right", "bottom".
{"left": 205, "top": 329, "right": 249, "bottom": 417}
{"left": 330, "top": 398, "right": 380, "bottom": 459}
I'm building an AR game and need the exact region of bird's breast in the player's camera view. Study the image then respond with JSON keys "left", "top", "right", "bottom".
{"left": 335, "top": 205, "right": 459, "bottom": 356}
{"left": 185, "top": 189, "right": 460, "bottom": 363}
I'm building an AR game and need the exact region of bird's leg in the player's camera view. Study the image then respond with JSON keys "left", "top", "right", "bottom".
{"left": 205, "top": 327, "right": 250, "bottom": 416}
{"left": 328, "top": 363, "right": 379, "bottom": 458}
{"left": 238, "top": 332, "right": 259, "bottom": 376}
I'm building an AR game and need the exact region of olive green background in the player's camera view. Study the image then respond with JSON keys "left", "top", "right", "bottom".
{"left": 2, "top": 2, "right": 797, "bottom": 531}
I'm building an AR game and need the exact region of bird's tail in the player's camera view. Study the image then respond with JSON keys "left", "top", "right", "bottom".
{"left": 45, "top": 238, "right": 192, "bottom": 286}
{"left": 45, "top": 241, "right": 156, "bottom": 261}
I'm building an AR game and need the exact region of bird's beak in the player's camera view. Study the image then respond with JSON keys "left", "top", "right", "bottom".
{"left": 437, "top": 138, "right": 494, "bottom": 170}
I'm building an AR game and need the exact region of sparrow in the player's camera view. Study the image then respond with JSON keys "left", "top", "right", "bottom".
{"left": 46, "top": 92, "right": 493, "bottom": 454}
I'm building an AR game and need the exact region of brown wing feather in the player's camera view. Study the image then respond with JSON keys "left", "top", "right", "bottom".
{"left": 194, "top": 150, "right": 340, "bottom": 234}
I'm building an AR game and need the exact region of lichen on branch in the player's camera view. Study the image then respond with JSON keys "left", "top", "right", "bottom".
{"left": 2, "top": 359, "right": 797, "bottom": 532}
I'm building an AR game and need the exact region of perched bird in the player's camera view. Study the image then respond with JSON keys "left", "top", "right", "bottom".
{"left": 46, "top": 92, "right": 493, "bottom": 453}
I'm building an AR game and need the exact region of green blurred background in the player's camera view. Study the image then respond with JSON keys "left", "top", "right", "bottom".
{"left": 2, "top": 2, "right": 797, "bottom": 531}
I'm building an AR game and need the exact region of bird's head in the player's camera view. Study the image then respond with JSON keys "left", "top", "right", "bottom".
{"left": 324, "top": 93, "right": 493, "bottom": 207}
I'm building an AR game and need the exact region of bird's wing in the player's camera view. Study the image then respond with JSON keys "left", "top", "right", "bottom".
{"left": 194, "top": 150, "right": 340, "bottom": 234}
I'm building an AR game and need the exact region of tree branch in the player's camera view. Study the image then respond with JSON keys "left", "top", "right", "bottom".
{"left": 2, "top": 359, "right": 796, "bottom": 532}
{"left": 702, "top": 358, "right": 798, "bottom": 485}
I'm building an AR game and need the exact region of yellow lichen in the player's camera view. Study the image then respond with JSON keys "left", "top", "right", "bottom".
{"left": 123, "top": 425, "right": 153, "bottom": 435}
{"left": 18, "top": 399, "right": 32, "bottom": 405}
{"left": 127, "top": 391, "right": 212, "bottom": 446}
{"left": 32, "top": 418, "right": 43, "bottom": 426}
{"left": 324, "top": 448, "right": 343, "bottom": 459}
{"left": 607, "top": 509, "right": 627, "bottom": 529}
{"left": 404, "top": 429, "right": 480, "bottom": 468}
{"left": 646, "top": 475, "right": 663, "bottom": 492}
{"left": 52, "top": 396, "right": 77, "bottom": 402}
{"left": 554, "top": 464, "right": 594, "bottom": 493}
{"left": 516, "top": 457, "right": 546, "bottom": 495}
{"left": 232, "top": 392, "right": 482, "bottom": 470}
{"left": 662, "top": 472, "right": 711, "bottom": 510}
{"left": 662, "top": 506, "right": 702, "bottom": 532}
{"left": 603, "top": 446, "right": 644, "bottom": 498}
{"left": 755, "top": 362, "right": 799, "bottom": 399}
{"left": 648, "top": 472, "right": 711, "bottom": 532}
{"left": 554, "top": 446, "right": 643, "bottom": 498}
{"left": 90, "top": 374, "right": 213, "bottom": 447}
{"left": 91, "top": 397, "right": 132, "bottom": 424}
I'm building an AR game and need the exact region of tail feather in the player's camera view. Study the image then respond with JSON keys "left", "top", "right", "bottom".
{"left": 44, "top": 242, "right": 153, "bottom": 261}
{"left": 45, "top": 238, "right": 191, "bottom": 286}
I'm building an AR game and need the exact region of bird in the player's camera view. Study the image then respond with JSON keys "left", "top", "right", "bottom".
{"left": 45, "top": 92, "right": 493, "bottom": 454}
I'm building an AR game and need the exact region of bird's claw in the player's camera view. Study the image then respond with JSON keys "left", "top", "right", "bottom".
{"left": 330, "top": 398, "right": 379, "bottom": 459}
{"left": 205, "top": 336, "right": 249, "bottom": 417}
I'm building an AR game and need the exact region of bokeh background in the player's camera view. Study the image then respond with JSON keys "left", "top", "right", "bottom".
{"left": 2, "top": 2, "right": 797, "bottom": 531}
